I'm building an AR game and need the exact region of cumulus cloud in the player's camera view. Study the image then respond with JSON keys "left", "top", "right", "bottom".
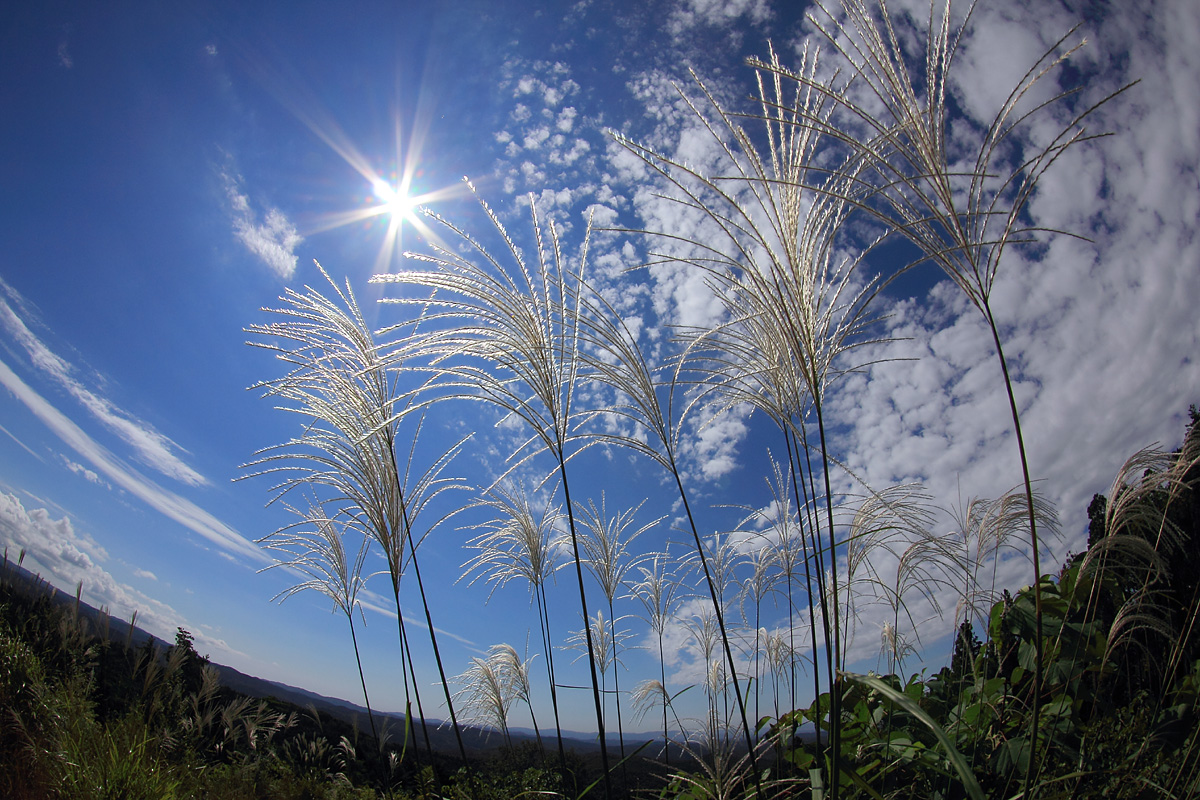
{"left": 466, "top": 0, "right": 1197, "bottom": 681}
{"left": 492, "top": 58, "right": 613, "bottom": 228}
{"left": 786, "top": 0, "right": 1200, "bottom": 666}
{"left": 221, "top": 170, "right": 302, "bottom": 280}
{"left": 0, "top": 492, "right": 177, "bottom": 637}
{"left": 828, "top": 0, "right": 1200, "bottom": 553}
{"left": 596, "top": 0, "right": 1199, "bottom": 672}
{"left": 683, "top": 404, "right": 750, "bottom": 481}
{"left": 556, "top": 106, "right": 577, "bottom": 133}
{"left": 523, "top": 126, "right": 551, "bottom": 150}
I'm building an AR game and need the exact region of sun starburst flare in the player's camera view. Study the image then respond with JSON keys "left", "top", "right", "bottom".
{"left": 244, "top": 52, "right": 464, "bottom": 276}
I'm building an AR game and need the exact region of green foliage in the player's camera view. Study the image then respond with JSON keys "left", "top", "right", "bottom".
{"left": 55, "top": 710, "right": 181, "bottom": 800}
{"left": 0, "top": 574, "right": 406, "bottom": 798}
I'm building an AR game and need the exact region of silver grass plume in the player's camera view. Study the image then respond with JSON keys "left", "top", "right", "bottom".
{"left": 790, "top": 3, "right": 1132, "bottom": 785}
{"left": 372, "top": 185, "right": 614, "bottom": 794}
{"left": 574, "top": 494, "right": 661, "bottom": 761}
{"left": 459, "top": 482, "right": 567, "bottom": 764}
{"left": 626, "top": 552, "right": 681, "bottom": 765}
{"left": 244, "top": 263, "right": 469, "bottom": 761}
{"left": 614, "top": 43, "right": 892, "bottom": 781}
{"left": 259, "top": 502, "right": 378, "bottom": 743}
{"left": 842, "top": 482, "right": 940, "bottom": 676}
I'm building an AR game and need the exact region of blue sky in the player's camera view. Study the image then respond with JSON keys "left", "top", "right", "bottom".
{"left": 1, "top": 0, "right": 1198, "bottom": 738}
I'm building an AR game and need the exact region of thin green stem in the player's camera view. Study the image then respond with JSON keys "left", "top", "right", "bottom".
{"left": 671, "top": 469, "right": 761, "bottom": 793}
{"left": 815, "top": 404, "right": 843, "bottom": 799}
{"left": 658, "top": 627, "right": 670, "bottom": 766}
{"left": 537, "top": 581, "right": 569, "bottom": 772}
{"left": 403, "top": 516, "right": 469, "bottom": 764}
{"left": 785, "top": 426, "right": 823, "bottom": 753}
{"left": 394, "top": 595, "right": 435, "bottom": 763}
{"left": 984, "top": 301, "right": 1044, "bottom": 796}
{"left": 348, "top": 616, "right": 379, "bottom": 745}
{"left": 558, "top": 457, "right": 613, "bottom": 800}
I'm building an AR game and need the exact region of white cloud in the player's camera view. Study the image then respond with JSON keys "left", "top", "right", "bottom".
{"left": 583, "top": 203, "right": 618, "bottom": 229}
{"left": 221, "top": 170, "right": 302, "bottom": 280}
{"left": 0, "top": 356, "right": 265, "bottom": 565}
{"left": 522, "top": 126, "right": 551, "bottom": 150}
{"left": 667, "top": 0, "right": 771, "bottom": 42}
{"left": 586, "top": 0, "right": 1200, "bottom": 675}
{"left": 0, "top": 281, "right": 208, "bottom": 487}
{"left": 463, "top": 0, "right": 1199, "bottom": 691}
{"left": 551, "top": 138, "right": 590, "bottom": 166}
{"left": 680, "top": 402, "right": 751, "bottom": 482}
{"left": 491, "top": 60, "right": 607, "bottom": 221}
{"left": 0, "top": 492, "right": 177, "bottom": 638}
{"left": 63, "top": 457, "right": 105, "bottom": 487}
{"left": 556, "top": 106, "right": 577, "bottom": 133}
{"left": 825, "top": 0, "right": 1200, "bottom": 583}
{"left": 0, "top": 492, "right": 248, "bottom": 663}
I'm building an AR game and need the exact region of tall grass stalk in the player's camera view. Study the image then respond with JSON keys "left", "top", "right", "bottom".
{"left": 738, "top": 542, "right": 778, "bottom": 726}
{"left": 948, "top": 488, "right": 1059, "bottom": 661}
{"left": 243, "top": 265, "right": 469, "bottom": 762}
{"left": 575, "top": 494, "right": 660, "bottom": 762}
{"left": 575, "top": 215, "right": 765, "bottom": 787}
{"left": 260, "top": 503, "right": 379, "bottom": 743}
{"left": 1074, "top": 442, "right": 1197, "bottom": 784}
{"left": 841, "top": 483, "right": 939, "bottom": 678}
{"left": 566, "top": 609, "right": 629, "bottom": 736}
{"left": 461, "top": 483, "right": 568, "bottom": 768}
{"left": 373, "top": 186, "right": 614, "bottom": 796}
{"left": 492, "top": 643, "right": 544, "bottom": 752}
{"left": 453, "top": 649, "right": 516, "bottom": 746}
{"left": 778, "top": 3, "right": 1133, "bottom": 787}
{"left": 627, "top": 553, "right": 681, "bottom": 765}
{"left": 387, "top": 421, "right": 474, "bottom": 764}
{"left": 631, "top": 677, "right": 686, "bottom": 762}
{"left": 735, "top": 456, "right": 819, "bottom": 729}
{"left": 614, "top": 42, "right": 894, "bottom": 793}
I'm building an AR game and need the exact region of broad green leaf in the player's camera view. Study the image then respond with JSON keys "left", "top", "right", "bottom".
{"left": 844, "top": 672, "right": 985, "bottom": 800}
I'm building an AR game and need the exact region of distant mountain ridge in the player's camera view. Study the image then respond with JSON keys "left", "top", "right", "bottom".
{"left": 0, "top": 556, "right": 632, "bottom": 754}
{"left": 214, "top": 661, "right": 648, "bottom": 754}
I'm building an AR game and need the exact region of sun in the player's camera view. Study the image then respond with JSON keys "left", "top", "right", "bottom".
{"left": 371, "top": 177, "right": 416, "bottom": 225}
{"left": 277, "top": 89, "right": 465, "bottom": 274}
